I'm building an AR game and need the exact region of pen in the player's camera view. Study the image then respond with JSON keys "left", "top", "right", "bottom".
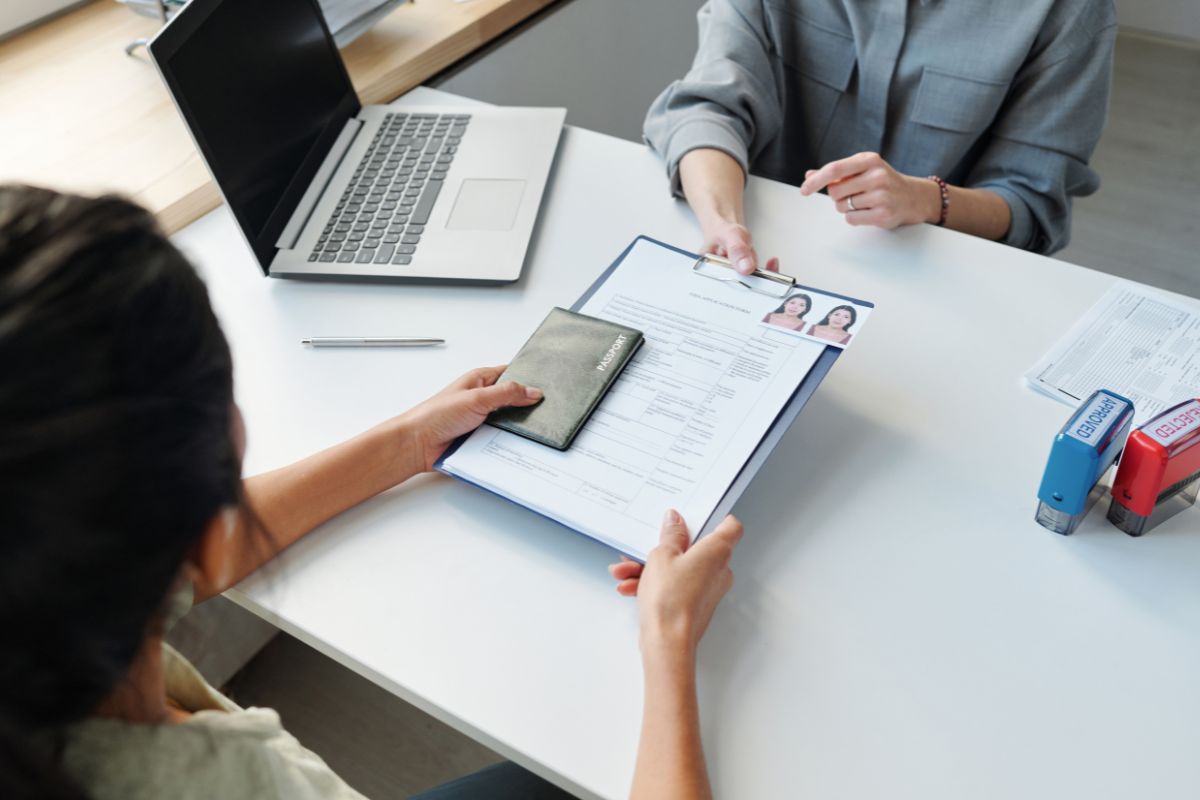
{"left": 301, "top": 337, "right": 445, "bottom": 347}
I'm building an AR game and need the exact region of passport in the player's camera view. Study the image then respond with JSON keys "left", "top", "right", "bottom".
{"left": 487, "top": 307, "right": 644, "bottom": 450}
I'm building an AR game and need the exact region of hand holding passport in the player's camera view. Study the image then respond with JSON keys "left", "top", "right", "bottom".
{"left": 487, "top": 308, "right": 643, "bottom": 450}
{"left": 440, "top": 235, "right": 867, "bottom": 560}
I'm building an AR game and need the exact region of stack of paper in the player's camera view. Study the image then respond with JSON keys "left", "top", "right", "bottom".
{"left": 1025, "top": 281, "right": 1200, "bottom": 425}
{"left": 117, "top": 0, "right": 406, "bottom": 48}
{"left": 318, "top": 0, "right": 407, "bottom": 47}
{"left": 115, "top": 0, "right": 188, "bottom": 23}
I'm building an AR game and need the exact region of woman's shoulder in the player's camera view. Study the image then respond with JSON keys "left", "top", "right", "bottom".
{"left": 61, "top": 709, "right": 366, "bottom": 800}
{"left": 1021, "top": 0, "right": 1117, "bottom": 68}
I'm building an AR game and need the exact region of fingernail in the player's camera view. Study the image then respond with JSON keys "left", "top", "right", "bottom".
{"left": 663, "top": 508, "right": 681, "bottom": 525}
{"left": 525, "top": 386, "right": 543, "bottom": 400}
{"left": 736, "top": 258, "right": 753, "bottom": 274}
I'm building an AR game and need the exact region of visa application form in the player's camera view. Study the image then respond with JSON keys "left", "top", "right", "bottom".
{"left": 1025, "top": 281, "right": 1200, "bottom": 426}
{"left": 441, "top": 238, "right": 831, "bottom": 560}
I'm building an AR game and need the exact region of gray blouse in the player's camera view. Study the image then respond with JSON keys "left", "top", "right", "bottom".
{"left": 644, "top": 0, "right": 1118, "bottom": 254}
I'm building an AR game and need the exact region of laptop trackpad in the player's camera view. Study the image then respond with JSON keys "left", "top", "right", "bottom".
{"left": 446, "top": 179, "right": 526, "bottom": 231}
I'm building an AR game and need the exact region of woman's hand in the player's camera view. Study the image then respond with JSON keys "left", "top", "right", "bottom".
{"left": 679, "top": 148, "right": 779, "bottom": 276}
{"left": 700, "top": 219, "right": 780, "bottom": 277}
{"left": 801, "top": 152, "right": 941, "bottom": 230}
{"left": 224, "top": 366, "right": 539, "bottom": 600}
{"left": 617, "top": 511, "right": 743, "bottom": 800}
{"left": 398, "top": 365, "right": 543, "bottom": 472}
{"left": 609, "top": 510, "right": 744, "bottom": 657}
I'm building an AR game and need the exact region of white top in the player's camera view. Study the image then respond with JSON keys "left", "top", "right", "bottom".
{"left": 172, "top": 88, "right": 1200, "bottom": 800}
{"left": 60, "top": 645, "right": 365, "bottom": 800}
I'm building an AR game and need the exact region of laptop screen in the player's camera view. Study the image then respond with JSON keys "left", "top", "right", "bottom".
{"left": 150, "top": 0, "right": 361, "bottom": 271}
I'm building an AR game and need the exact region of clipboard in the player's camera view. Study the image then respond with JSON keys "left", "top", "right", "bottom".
{"left": 436, "top": 235, "right": 871, "bottom": 559}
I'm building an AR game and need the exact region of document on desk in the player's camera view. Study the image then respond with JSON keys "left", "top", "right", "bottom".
{"left": 440, "top": 237, "right": 871, "bottom": 560}
{"left": 1025, "top": 281, "right": 1200, "bottom": 426}
{"left": 319, "top": 0, "right": 406, "bottom": 46}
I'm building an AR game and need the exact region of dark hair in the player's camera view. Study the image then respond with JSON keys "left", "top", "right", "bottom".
{"left": 770, "top": 292, "right": 813, "bottom": 318}
{"left": 0, "top": 186, "right": 242, "bottom": 798}
{"left": 817, "top": 304, "right": 857, "bottom": 332}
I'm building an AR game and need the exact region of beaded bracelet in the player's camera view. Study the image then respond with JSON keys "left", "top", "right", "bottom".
{"left": 928, "top": 175, "right": 949, "bottom": 226}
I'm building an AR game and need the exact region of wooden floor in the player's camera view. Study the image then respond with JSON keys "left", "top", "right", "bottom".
{"left": 184, "top": 24, "right": 1198, "bottom": 800}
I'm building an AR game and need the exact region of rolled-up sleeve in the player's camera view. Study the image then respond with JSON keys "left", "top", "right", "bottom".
{"left": 967, "top": 5, "right": 1117, "bottom": 255}
{"left": 643, "top": 0, "right": 781, "bottom": 197}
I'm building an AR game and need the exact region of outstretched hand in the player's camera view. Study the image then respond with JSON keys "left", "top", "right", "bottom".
{"left": 610, "top": 511, "right": 744, "bottom": 654}
{"left": 701, "top": 219, "right": 780, "bottom": 277}
{"left": 399, "top": 365, "right": 542, "bottom": 472}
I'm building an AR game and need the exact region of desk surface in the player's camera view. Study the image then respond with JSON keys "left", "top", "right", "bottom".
{"left": 174, "top": 87, "right": 1200, "bottom": 800}
{"left": 0, "top": 0, "right": 554, "bottom": 234}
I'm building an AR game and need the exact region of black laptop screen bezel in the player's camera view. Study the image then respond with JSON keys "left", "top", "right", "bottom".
{"left": 148, "top": 0, "right": 362, "bottom": 273}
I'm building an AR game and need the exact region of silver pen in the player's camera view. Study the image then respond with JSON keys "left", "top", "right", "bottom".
{"left": 301, "top": 337, "right": 445, "bottom": 347}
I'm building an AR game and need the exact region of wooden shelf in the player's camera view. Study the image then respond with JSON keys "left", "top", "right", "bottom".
{"left": 0, "top": 0, "right": 555, "bottom": 233}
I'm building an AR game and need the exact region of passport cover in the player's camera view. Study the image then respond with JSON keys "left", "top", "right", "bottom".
{"left": 487, "top": 307, "right": 643, "bottom": 450}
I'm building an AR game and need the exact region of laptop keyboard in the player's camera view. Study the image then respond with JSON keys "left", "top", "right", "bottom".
{"left": 308, "top": 112, "right": 471, "bottom": 266}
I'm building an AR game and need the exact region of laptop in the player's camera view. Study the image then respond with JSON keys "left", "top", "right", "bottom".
{"left": 149, "top": 0, "right": 565, "bottom": 283}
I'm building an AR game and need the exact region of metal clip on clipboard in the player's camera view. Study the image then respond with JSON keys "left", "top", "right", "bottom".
{"left": 691, "top": 253, "right": 796, "bottom": 298}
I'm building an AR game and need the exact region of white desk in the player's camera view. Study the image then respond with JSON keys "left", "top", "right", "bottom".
{"left": 173, "top": 87, "right": 1200, "bottom": 800}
